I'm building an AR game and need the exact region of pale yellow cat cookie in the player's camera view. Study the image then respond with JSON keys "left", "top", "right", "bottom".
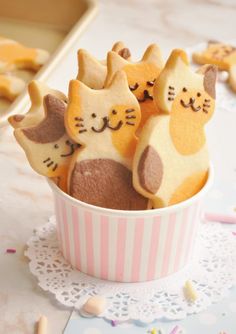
{"left": 77, "top": 41, "right": 131, "bottom": 89}
{"left": 65, "top": 70, "right": 149, "bottom": 210}
{"left": 14, "top": 94, "right": 80, "bottom": 192}
{"left": 0, "top": 74, "right": 25, "bottom": 101}
{"left": 133, "top": 49, "right": 217, "bottom": 208}
{"left": 192, "top": 41, "right": 236, "bottom": 71}
{"left": 0, "top": 36, "right": 49, "bottom": 73}
{"left": 105, "top": 44, "right": 163, "bottom": 129}
{"left": 8, "top": 80, "right": 67, "bottom": 129}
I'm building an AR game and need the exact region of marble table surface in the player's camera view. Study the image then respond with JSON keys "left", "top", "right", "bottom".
{"left": 0, "top": 0, "right": 236, "bottom": 333}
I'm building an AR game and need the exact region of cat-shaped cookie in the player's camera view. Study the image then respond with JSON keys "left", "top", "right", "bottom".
{"left": 193, "top": 41, "right": 236, "bottom": 92}
{"left": 133, "top": 49, "right": 217, "bottom": 208}
{"left": 9, "top": 80, "right": 67, "bottom": 129}
{"left": 14, "top": 94, "right": 80, "bottom": 192}
{"left": 193, "top": 41, "right": 236, "bottom": 71}
{"left": 77, "top": 41, "right": 131, "bottom": 89}
{"left": 105, "top": 44, "right": 164, "bottom": 129}
{"left": 0, "top": 36, "right": 49, "bottom": 73}
{"left": 65, "top": 71, "right": 148, "bottom": 210}
{"left": 0, "top": 74, "right": 25, "bottom": 101}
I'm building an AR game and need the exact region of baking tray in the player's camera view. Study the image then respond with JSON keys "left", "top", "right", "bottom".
{"left": 0, "top": 0, "right": 97, "bottom": 128}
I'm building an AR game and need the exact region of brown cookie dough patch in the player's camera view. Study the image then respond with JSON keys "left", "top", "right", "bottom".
{"left": 22, "top": 94, "right": 66, "bottom": 143}
{"left": 118, "top": 48, "right": 131, "bottom": 60}
{"left": 13, "top": 114, "right": 25, "bottom": 122}
{"left": 203, "top": 65, "right": 217, "bottom": 99}
{"left": 70, "top": 159, "right": 148, "bottom": 210}
{"left": 138, "top": 145, "right": 163, "bottom": 194}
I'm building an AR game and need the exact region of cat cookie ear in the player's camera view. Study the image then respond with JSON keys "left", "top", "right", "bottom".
{"left": 197, "top": 64, "right": 217, "bottom": 99}
{"left": 142, "top": 44, "right": 163, "bottom": 68}
{"left": 105, "top": 51, "right": 129, "bottom": 86}
{"left": 108, "top": 70, "right": 129, "bottom": 92}
{"left": 21, "top": 94, "right": 66, "bottom": 144}
{"left": 165, "top": 49, "right": 189, "bottom": 70}
{"left": 112, "top": 41, "right": 131, "bottom": 60}
{"left": 77, "top": 49, "right": 107, "bottom": 89}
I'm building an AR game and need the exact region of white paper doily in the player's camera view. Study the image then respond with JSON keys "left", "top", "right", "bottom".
{"left": 25, "top": 216, "right": 236, "bottom": 322}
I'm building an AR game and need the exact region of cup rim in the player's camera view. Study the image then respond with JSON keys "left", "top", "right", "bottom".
{"left": 47, "top": 164, "right": 214, "bottom": 216}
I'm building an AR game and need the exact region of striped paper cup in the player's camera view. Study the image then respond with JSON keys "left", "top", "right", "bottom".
{"left": 48, "top": 166, "right": 213, "bottom": 283}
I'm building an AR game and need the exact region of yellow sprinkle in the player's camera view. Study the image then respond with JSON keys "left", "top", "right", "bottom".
{"left": 184, "top": 280, "right": 198, "bottom": 302}
{"left": 151, "top": 329, "right": 157, "bottom": 334}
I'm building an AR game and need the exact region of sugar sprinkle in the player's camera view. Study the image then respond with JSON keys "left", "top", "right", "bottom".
{"left": 111, "top": 320, "right": 117, "bottom": 327}
{"left": 184, "top": 280, "right": 198, "bottom": 302}
{"left": 6, "top": 248, "right": 16, "bottom": 254}
{"left": 169, "top": 325, "right": 179, "bottom": 334}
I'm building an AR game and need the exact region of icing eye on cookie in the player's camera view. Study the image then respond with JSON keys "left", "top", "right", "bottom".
{"left": 129, "top": 83, "right": 139, "bottom": 91}
{"left": 146, "top": 79, "right": 156, "bottom": 86}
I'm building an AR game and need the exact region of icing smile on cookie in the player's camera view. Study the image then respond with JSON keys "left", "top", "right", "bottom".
{"left": 60, "top": 140, "right": 81, "bottom": 157}
{"left": 179, "top": 88, "right": 211, "bottom": 113}
{"left": 91, "top": 116, "right": 123, "bottom": 133}
{"left": 180, "top": 97, "right": 201, "bottom": 112}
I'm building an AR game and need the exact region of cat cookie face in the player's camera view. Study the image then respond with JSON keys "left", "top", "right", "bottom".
{"left": 106, "top": 44, "right": 163, "bottom": 128}
{"left": 0, "top": 74, "right": 25, "bottom": 101}
{"left": 66, "top": 71, "right": 140, "bottom": 159}
{"left": 77, "top": 41, "right": 131, "bottom": 89}
{"left": 0, "top": 36, "right": 49, "bottom": 73}
{"left": 192, "top": 41, "right": 236, "bottom": 71}
{"left": 14, "top": 94, "right": 80, "bottom": 191}
{"left": 133, "top": 49, "right": 217, "bottom": 208}
{"left": 8, "top": 80, "right": 67, "bottom": 129}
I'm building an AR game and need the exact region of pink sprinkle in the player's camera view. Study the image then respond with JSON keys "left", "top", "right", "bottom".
{"left": 232, "top": 232, "right": 236, "bottom": 236}
{"left": 6, "top": 248, "right": 16, "bottom": 254}
{"left": 111, "top": 320, "right": 117, "bottom": 327}
{"left": 204, "top": 212, "right": 236, "bottom": 224}
{"left": 169, "top": 325, "right": 179, "bottom": 334}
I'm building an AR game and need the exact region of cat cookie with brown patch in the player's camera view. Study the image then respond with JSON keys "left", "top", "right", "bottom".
{"left": 77, "top": 41, "right": 131, "bottom": 89}
{"left": 105, "top": 44, "right": 163, "bottom": 129}
{"left": 9, "top": 80, "right": 67, "bottom": 129}
{"left": 14, "top": 94, "right": 80, "bottom": 192}
{"left": 133, "top": 49, "right": 217, "bottom": 208}
{"left": 0, "top": 74, "right": 25, "bottom": 101}
{"left": 65, "top": 70, "right": 149, "bottom": 210}
{"left": 0, "top": 36, "right": 49, "bottom": 73}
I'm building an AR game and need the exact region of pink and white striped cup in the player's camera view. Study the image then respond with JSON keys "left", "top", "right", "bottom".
{"left": 48, "top": 166, "right": 213, "bottom": 283}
